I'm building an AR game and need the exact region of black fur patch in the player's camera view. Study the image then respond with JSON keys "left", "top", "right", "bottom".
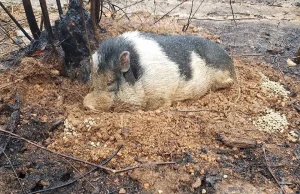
{"left": 141, "top": 32, "right": 233, "bottom": 80}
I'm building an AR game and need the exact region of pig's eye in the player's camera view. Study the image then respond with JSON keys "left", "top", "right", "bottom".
{"left": 107, "top": 80, "right": 115, "bottom": 86}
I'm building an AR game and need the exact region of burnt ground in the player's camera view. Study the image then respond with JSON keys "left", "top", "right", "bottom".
{"left": 1, "top": 1, "right": 300, "bottom": 194}
{"left": 198, "top": 20, "right": 300, "bottom": 76}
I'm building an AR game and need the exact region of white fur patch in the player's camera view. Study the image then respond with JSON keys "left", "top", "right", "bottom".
{"left": 173, "top": 51, "right": 212, "bottom": 101}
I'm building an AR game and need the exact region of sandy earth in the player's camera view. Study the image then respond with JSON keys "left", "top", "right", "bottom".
{"left": 0, "top": 1, "right": 300, "bottom": 194}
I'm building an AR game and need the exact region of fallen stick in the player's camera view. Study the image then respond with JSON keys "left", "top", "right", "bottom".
{"left": 171, "top": 109, "right": 226, "bottom": 116}
{"left": 217, "top": 134, "right": 260, "bottom": 148}
{"left": 49, "top": 119, "right": 64, "bottom": 131}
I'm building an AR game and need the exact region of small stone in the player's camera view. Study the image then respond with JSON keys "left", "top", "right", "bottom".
{"left": 200, "top": 169, "right": 205, "bottom": 175}
{"left": 50, "top": 69, "right": 60, "bottom": 76}
{"left": 41, "top": 115, "right": 48, "bottom": 123}
{"left": 223, "top": 174, "right": 228, "bottom": 179}
{"left": 119, "top": 188, "right": 126, "bottom": 194}
{"left": 109, "top": 136, "right": 115, "bottom": 141}
{"left": 202, "top": 189, "right": 207, "bottom": 194}
{"left": 22, "top": 120, "right": 29, "bottom": 124}
{"left": 155, "top": 109, "right": 161, "bottom": 114}
{"left": 158, "top": 190, "right": 163, "bottom": 194}
{"left": 144, "top": 183, "right": 150, "bottom": 190}
{"left": 192, "top": 178, "right": 202, "bottom": 188}
{"left": 287, "top": 58, "right": 297, "bottom": 67}
{"left": 40, "top": 180, "right": 50, "bottom": 186}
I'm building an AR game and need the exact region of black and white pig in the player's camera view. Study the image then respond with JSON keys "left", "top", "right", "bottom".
{"left": 83, "top": 31, "right": 236, "bottom": 111}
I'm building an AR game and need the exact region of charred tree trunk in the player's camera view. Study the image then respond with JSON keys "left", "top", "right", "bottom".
{"left": 56, "top": 0, "right": 63, "bottom": 19}
{"left": 22, "top": 0, "right": 41, "bottom": 39}
{"left": 54, "top": 0, "right": 98, "bottom": 81}
{"left": 90, "top": 0, "right": 100, "bottom": 44}
{"left": 39, "top": 0, "right": 54, "bottom": 45}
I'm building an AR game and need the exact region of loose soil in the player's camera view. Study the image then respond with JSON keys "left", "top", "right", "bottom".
{"left": 1, "top": 1, "right": 300, "bottom": 194}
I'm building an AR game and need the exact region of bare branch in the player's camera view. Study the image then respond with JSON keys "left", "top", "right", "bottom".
{"left": 229, "top": 0, "right": 237, "bottom": 26}
{"left": 154, "top": 0, "right": 189, "bottom": 24}
{"left": 183, "top": 0, "right": 205, "bottom": 32}
{"left": 105, "top": 1, "right": 130, "bottom": 20}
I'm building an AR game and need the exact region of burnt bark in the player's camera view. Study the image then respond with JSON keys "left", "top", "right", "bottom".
{"left": 54, "top": 0, "right": 98, "bottom": 81}
{"left": 22, "top": 0, "right": 41, "bottom": 39}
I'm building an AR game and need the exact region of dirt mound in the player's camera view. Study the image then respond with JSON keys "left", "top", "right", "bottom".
{"left": 2, "top": 55, "right": 299, "bottom": 193}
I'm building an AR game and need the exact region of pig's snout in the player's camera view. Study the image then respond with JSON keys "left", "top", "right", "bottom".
{"left": 83, "top": 92, "right": 114, "bottom": 111}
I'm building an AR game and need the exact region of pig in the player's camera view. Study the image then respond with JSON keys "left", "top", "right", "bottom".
{"left": 83, "top": 31, "right": 236, "bottom": 111}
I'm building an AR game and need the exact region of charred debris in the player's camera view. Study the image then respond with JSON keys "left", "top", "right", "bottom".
{"left": 0, "top": 0, "right": 106, "bottom": 81}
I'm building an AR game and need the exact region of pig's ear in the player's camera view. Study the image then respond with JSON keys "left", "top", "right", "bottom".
{"left": 119, "top": 51, "right": 130, "bottom": 72}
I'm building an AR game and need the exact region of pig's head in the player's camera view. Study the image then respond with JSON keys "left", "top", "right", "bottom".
{"left": 83, "top": 39, "right": 132, "bottom": 111}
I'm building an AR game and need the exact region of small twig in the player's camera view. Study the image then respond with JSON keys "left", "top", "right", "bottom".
{"left": 113, "top": 161, "right": 176, "bottom": 174}
{"left": 178, "top": 17, "right": 258, "bottom": 21}
{"left": 0, "top": 2, "right": 32, "bottom": 41}
{"left": 170, "top": 109, "right": 226, "bottom": 116}
{"left": 183, "top": 0, "right": 205, "bottom": 32}
{"left": 2, "top": 150, "right": 27, "bottom": 194}
{"left": 262, "top": 146, "right": 286, "bottom": 194}
{"left": 217, "top": 134, "right": 259, "bottom": 148}
{"left": 229, "top": 0, "right": 237, "bottom": 26}
{"left": 182, "top": 0, "right": 194, "bottom": 32}
{"left": 29, "top": 145, "right": 124, "bottom": 194}
{"left": 0, "top": 24, "right": 22, "bottom": 48}
{"left": 121, "top": 0, "right": 144, "bottom": 10}
{"left": 99, "top": 0, "right": 104, "bottom": 23}
{"left": 154, "top": 0, "right": 188, "bottom": 24}
{"left": 153, "top": 0, "right": 157, "bottom": 15}
{"left": 49, "top": 119, "right": 64, "bottom": 131}
{"left": 106, "top": 2, "right": 130, "bottom": 20}
{"left": 239, "top": 54, "right": 263, "bottom": 56}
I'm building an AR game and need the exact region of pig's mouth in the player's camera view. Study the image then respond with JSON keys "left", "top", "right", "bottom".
{"left": 83, "top": 91, "right": 114, "bottom": 111}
